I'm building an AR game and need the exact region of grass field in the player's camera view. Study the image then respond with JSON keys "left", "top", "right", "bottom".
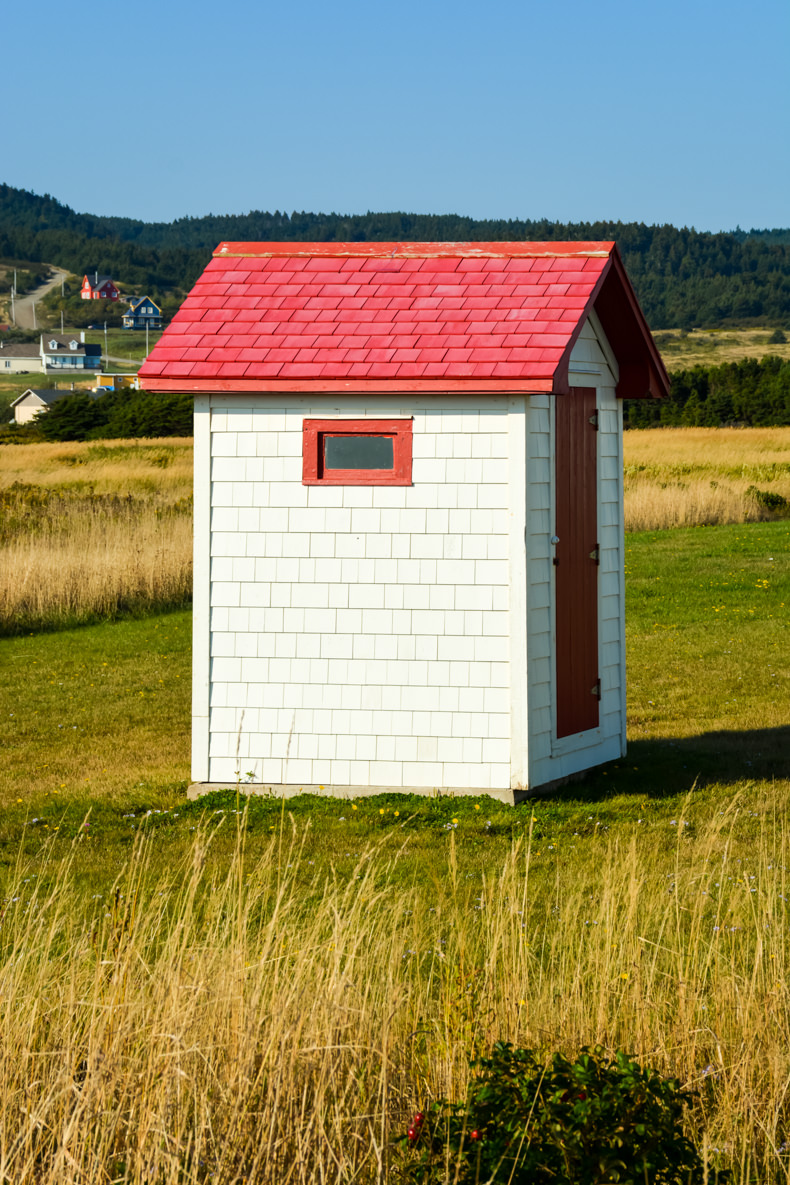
{"left": 1, "top": 430, "right": 788, "bottom": 634}
{"left": 0, "top": 520, "right": 787, "bottom": 1181}
{"left": 624, "top": 426, "right": 790, "bottom": 530}
{"left": 80, "top": 326, "right": 164, "bottom": 364}
{"left": 0, "top": 440, "right": 193, "bottom": 634}
{"left": 655, "top": 327, "right": 790, "bottom": 369}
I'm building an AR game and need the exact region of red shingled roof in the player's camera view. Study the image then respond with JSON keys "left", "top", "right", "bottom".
{"left": 139, "top": 242, "right": 668, "bottom": 399}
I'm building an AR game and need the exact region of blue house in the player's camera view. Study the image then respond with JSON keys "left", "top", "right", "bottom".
{"left": 123, "top": 297, "right": 163, "bottom": 330}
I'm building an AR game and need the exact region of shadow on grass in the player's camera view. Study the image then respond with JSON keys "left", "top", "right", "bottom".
{"left": 572, "top": 725, "right": 790, "bottom": 804}
{"left": 0, "top": 597, "right": 192, "bottom": 638}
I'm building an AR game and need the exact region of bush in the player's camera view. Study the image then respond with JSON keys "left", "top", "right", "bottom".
{"left": 745, "top": 484, "right": 789, "bottom": 513}
{"left": 398, "top": 1042, "right": 727, "bottom": 1184}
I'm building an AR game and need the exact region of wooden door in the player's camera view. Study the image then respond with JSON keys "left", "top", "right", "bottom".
{"left": 554, "top": 387, "right": 600, "bottom": 737}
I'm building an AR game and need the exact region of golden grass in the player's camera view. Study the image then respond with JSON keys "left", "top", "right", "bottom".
{"left": 1, "top": 429, "right": 788, "bottom": 630}
{"left": 0, "top": 437, "right": 194, "bottom": 497}
{"left": 654, "top": 327, "right": 790, "bottom": 369}
{"left": 0, "top": 500, "right": 192, "bottom": 633}
{"left": 624, "top": 427, "right": 790, "bottom": 531}
{"left": 0, "top": 439, "right": 194, "bottom": 632}
{"left": 3, "top": 793, "right": 788, "bottom": 1183}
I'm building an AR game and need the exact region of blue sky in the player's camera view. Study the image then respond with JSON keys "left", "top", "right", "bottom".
{"left": 5, "top": 0, "right": 788, "bottom": 231}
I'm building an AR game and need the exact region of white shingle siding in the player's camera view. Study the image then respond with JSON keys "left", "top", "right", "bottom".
{"left": 194, "top": 314, "right": 627, "bottom": 797}
{"left": 204, "top": 396, "right": 512, "bottom": 790}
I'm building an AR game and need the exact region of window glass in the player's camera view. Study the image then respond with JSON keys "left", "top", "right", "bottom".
{"left": 324, "top": 435, "right": 394, "bottom": 471}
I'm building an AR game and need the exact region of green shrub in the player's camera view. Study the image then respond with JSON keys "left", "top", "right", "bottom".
{"left": 398, "top": 1042, "right": 727, "bottom": 1184}
{"left": 746, "top": 484, "right": 789, "bottom": 512}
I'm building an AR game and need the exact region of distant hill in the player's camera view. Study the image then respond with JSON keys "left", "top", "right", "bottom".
{"left": 1, "top": 182, "right": 789, "bottom": 330}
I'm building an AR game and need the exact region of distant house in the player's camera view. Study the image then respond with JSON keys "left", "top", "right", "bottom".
{"left": 81, "top": 273, "right": 119, "bottom": 300}
{"left": 94, "top": 373, "right": 139, "bottom": 391}
{"left": 10, "top": 388, "right": 69, "bottom": 425}
{"left": 123, "top": 296, "right": 163, "bottom": 330}
{"left": 42, "top": 334, "right": 102, "bottom": 371}
{"left": 0, "top": 340, "right": 43, "bottom": 374}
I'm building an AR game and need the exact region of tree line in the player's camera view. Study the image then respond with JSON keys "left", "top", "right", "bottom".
{"left": 6, "top": 387, "right": 194, "bottom": 443}
{"left": 624, "top": 356, "right": 790, "bottom": 428}
{"left": 2, "top": 356, "right": 783, "bottom": 442}
{"left": 1, "top": 184, "right": 789, "bottom": 330}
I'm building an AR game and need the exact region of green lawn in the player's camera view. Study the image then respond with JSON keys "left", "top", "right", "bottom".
{"left": 80, "top": 326, "right": 164, "bottom": 364}
{"left": 0, "top": 520, "right": 786, "bottom": 895}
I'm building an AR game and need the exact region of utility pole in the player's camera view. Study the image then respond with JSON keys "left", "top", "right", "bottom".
{"left": 146, "top": 320, "right": 149, "bottom": 357}
{"left": 61, "top": 311, "right": 64, "bottom": 333}
{"left": 10, "top": 286, "right": 14, "bottom": 325}
{"left": 32, "top": 301, "right": 37, "bottom": 330}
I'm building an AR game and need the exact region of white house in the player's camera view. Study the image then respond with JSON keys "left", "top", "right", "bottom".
{"left": 10, "top": 387, "right": 69, "bottom": 424}
{"left": 42, "top": 334, "right": 102, "bottom": 371}
{"left": 0, "top": 340, "right": 43, "bottom": 374}
{"left": 0, "top": 334, "right": 102, "bottom": 374}
{"left": 140, "top": 241, "right": 668, "bottom": 803}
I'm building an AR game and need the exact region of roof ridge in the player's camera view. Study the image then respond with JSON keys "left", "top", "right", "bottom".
{"left": 214, "top": 241, "right": 615, "bottom": 259}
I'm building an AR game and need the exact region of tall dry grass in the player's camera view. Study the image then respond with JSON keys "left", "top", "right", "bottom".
{"left": 2, "top": 430, "right": 789, "bottom": 630}
{"left": 0, "top": 440, "right": 193, "bottom": 632}
{"left": 0, "top": 438, "right": 193, "bottom": 498}
{"left": 623, "top": 426, "right": 790, "bottom": 530}
{"left": 3, "top": 799, "right": 789, "bottom": 1182}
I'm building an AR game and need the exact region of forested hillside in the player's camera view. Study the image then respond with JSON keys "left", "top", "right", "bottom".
{"left": 1, "top": 183, "right": 789, "bottom": 330}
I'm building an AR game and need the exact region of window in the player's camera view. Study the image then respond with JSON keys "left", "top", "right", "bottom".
{"left": 302, "top": 419, "right": 412, "bottom": 486}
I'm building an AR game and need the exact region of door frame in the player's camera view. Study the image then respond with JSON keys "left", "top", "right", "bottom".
{"left": 550, "top": 385, "right": 602, "bottom": 751}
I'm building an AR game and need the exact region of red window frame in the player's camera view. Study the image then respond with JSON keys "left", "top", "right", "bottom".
{"left": 302, "top": 419, "right": 413, "bottom": 486}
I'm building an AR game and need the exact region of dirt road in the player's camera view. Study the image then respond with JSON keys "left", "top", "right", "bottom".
{"left": 12, "top": 267, "right": 70, "bottom": 330}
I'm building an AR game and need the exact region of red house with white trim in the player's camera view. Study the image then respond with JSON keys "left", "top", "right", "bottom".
{"left": 141, "top": 241, "right": 667, "bottom": 802}
{"left": 81, "top": 273, "right": 119, "bottom": 300}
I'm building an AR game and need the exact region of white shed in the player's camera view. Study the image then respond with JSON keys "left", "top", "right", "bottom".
{"left": 140, "top": 241, "right": 668, "bottom": 803}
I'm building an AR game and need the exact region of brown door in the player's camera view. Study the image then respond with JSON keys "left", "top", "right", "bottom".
{"left": 555, "top": 387, "right": 599, "bottom": 737}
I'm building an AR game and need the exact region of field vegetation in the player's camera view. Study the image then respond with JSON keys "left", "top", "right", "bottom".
{"left": 0, "top": 427, "right": 787, "bottom": 1180}
{"left": 623, "top": 426, "right": 790, "bottom": 530}
{"left": 0, "top": 440, "right": 193, "bottom": 634}
{"left": 2, "top": 430, "right": 788, "bottom": 632}
{"left": 655, "top": 327, "right": 790, "bottom": 369}
{"left": 0, "top": 258, "right": 47, "bottom": 300}
{"left": 0, "top": 517, "right": 787, "bottom": 1181}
